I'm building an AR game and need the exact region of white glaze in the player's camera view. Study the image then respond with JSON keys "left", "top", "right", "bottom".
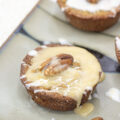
{"left": 34, "top": 88, "right": 59, "bottom": 93}
{"left": 116, "top": 37, "right": 120, "bottom": 50}
{"left": 20, "top": 75, "right": 26, "bottom": 79}
{"left": 66, "top": 0, "right": 120, "bottom": 14}
{"left": 34, "top": 89, "right": 48, "bottom": 93}
{"left": 106, "top": 88, "right": 120, "bottom": 103}
{"left": 28, "top": 50, "right": 38, "bottom": 56}
{"left": 41, "top": 45, "right": 47, "bottom": 48}
{"left": 21, "top": 61, "right": 28, "bottom": 66}
{"left": 83, "top": 86, "right": 92, "bottom": 95}
{"left": 86, "top": 86, "right": 93, "bottom": 91}
{"left": 26, "top": 79, "right": 48, "bottom": 88}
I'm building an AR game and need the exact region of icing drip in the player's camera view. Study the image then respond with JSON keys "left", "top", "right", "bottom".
{"left": 28, "top": 50, "right": 38, "bottom": 56}
{"left": 74, "top": 103, "right": 94, "bottom": 116}
{"left": 66, "top": 0, "right": 120, "bottom": 14}
{"left": 116, "top": 37, "right": 120, "bottom": 50}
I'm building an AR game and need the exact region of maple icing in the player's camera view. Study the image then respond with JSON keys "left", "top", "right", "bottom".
{"left": 74, "top": 103, "right": 94, "bottom": 116}
{"left": 25, "top": 46, "right": 103, "bottom": 109}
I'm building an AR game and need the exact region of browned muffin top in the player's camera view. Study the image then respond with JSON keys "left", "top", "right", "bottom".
{"left": 21, "top": 45, "right": 103, "bottom": 107}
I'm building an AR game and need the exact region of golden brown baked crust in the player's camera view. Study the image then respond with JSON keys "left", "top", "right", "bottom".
{"left": 57, "top": 0, "right": 120, "bottom": 32}
{"left": 20, "top": 44, "right": 98, "bottom": 111}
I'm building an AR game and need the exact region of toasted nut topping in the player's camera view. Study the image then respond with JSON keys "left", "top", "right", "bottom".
{"left": 92, "top": 117, "right": 103, "bottom": 120}
{"left": 87, "top": 0, "right": 98, "bottom": 4}
{"left": 39, "top": 57, "right": 52, "bottom": 71}
{"left": 40, "top": 54, "right": 74, "bottom": 76}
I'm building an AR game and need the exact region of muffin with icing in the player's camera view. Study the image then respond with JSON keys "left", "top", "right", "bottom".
{"left": 115, "top": 37, "right": 120, "bottom": 63}
{"left": 57, "top": 0, "right": 120, "bottom": 32}
{"left": 20, "top": 44, "right": 104, "bottom": 111}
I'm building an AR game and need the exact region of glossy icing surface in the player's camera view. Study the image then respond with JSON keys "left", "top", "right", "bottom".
{"left": 25, "top": 46, "right": 102, "bottom": 107}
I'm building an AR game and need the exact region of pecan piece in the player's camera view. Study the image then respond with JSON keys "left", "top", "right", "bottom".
{"left": 91, "top": 117, "right": 103, "bottom": 120}
{"left": 40, "top": 54, "right": 74, "bottom": 76}
{"left": 88, "top": 0, "right": 98, "bottom": 4}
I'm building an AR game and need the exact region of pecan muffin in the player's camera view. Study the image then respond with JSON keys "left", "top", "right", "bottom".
{"left": 20, "top": 44, "right": 104, "bottom": 111}
{"left": 57, "top": 0, "right": 120, "bottom": 32}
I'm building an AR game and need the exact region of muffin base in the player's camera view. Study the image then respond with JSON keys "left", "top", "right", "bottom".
{"left": 20, "top": 44, "right": 99, "bottom": 111}
{"left": 57, "top": 0, "right": 120, "bottom": 32}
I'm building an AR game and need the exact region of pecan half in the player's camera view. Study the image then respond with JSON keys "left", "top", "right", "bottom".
{"left": 40, "top": 54, "right": 74, "bottom": 76}
{"left": 91, "top": 117, "right": 103, "bottom": 120}
{"left": 87, "top": 0, "right": 98, "bottom": 4}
